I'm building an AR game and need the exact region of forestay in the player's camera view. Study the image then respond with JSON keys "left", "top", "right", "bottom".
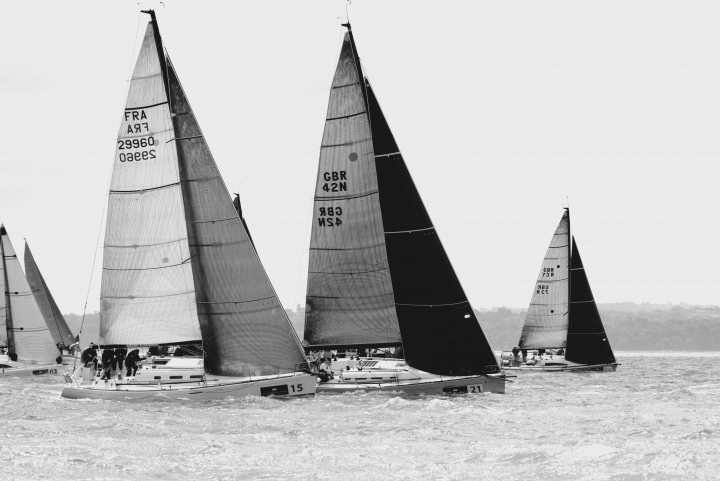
{"left": 24, "top": 241, "right": 76, "bottom": 349}
{"left": 519, "top": 210, "right": 570, "bottom": 349}
{"left": 0, "top": 226, "right": 57, "bottom": 363}
{"left": 100, "top": 23, "right": 201, "bottom": 346}
{"left": 304, "top": 31, "right": 400, "bottom": 349}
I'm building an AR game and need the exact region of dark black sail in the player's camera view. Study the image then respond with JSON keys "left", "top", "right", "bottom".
{"left": 566, "top": 236, "right": 616, "bottom": 365}
{"left": 305, "top": 25, "right": 499, "bottom": 375}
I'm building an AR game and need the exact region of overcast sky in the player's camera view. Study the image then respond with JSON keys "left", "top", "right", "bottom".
{"left": 1, "top": 0, "right": 718, "bottom": 316}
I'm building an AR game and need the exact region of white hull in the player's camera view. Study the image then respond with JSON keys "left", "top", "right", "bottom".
{"left": 317, "top": 373, "right": 507, "bottom": 394}
{"left": 62, "top": 372, "right": 316, "bottom": 401}
{"left": 316, "top": 358, "right": 507, "bottom": 394}
{"left": 505, "top": 362, "right": 619, "bottom": 372}
{"left": 0, "top": 361, "right": 61, "bottom": 377}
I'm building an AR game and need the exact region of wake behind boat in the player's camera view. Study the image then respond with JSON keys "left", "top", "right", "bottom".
{"left": 501, "top": 208, "right": 619, "bottom": 372}
{"left": 62, "top": 11, "right": 315, "bottom": 401}
{"left": 302, "top": 23, "right": 508, "bottom": 394}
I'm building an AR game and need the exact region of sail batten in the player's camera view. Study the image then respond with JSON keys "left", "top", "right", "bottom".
{"left": 518, "top": 210, "right": 570, "bottom": 350}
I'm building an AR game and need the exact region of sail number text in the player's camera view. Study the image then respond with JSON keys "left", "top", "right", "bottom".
{"left": 536, "top": 284, "right": 550, "bottom": 295}
{"left": 321, "top": 171, "right": 347, "bottom": 193}
{"left": 541, "top": 267, "right": 555, "bottom": 278}
{"left": 318, "top": 206, "right": 343, "bottom": 227}
{"left": 118, "top": 109, "right": 156, "bottom": 162}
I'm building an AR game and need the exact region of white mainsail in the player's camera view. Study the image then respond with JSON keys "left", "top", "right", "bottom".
{"left": 0, "top": 226, "right": 57, "bottom": 363}
{"left": 518, "top": 210, "right": 570, "bottom": 349}
{"left": 100, "top": 23, "right": 200, "bottom": 345}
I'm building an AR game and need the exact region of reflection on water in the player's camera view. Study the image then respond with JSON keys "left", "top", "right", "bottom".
{"left": 1, "top": 353, "right": 719, "bottom": 480}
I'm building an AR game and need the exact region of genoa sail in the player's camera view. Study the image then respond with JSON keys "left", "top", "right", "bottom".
{"left": 305, "top": 26, "right": 499, "bottom": 375}
{"left": 100, "top": 21, "right": 201, "bottom": 346}
{"left": 24, "top": 241, "right": 76, "bottom": 349}
{"left": 166, "top": 56, "right": 306, "bottom": 376}
{"left": 566, "top": 236, "right": 616, "bottom": 365}
{"left": 304, "top": 30, "right": 401, "bottom": 349}
{"left": 0, "top": 226, "right": 57, "bottom": 363}
{"left": 518, "top": 209, "right": 570, "bottom": 349}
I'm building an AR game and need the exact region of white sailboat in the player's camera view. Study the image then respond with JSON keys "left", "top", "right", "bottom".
{"left": 0, "top": 225, "right": 62, "bottom": 376}
{"left": 302, "top": 23, "right": 508, "bottom": 394}
{"left": 501, "top": 208, "right": 619, "bottom": 372}
{"left": 62, "top": 11, "right": 315, "bottom": 400}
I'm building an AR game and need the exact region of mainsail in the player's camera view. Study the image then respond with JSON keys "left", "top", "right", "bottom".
{"left": 101, "top": 12, "right": 305, "bottom": 376}
{"left": 101, "top": 19, "right": 201, "bottom": 346}
{"left": 305, "top": 25, "right": 499, "bottom": 375}
{"left": 518, "top": 210, "right": 570, "bottom": 349}
{"left": 304, "top": 29, "right": 400, "bottom": 349}
{"left": 566, "top": 236, "right": 616, "bottom": 365}
{"left": 0, "top": 226, "right": 57, "bottom": 363}
{"left": 24, "top": 241, "right": 76, "bottom": 349}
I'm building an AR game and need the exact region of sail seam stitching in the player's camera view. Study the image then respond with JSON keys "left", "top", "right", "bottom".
{"left": 385, "top": 226, "right": 435, "bottom": 235}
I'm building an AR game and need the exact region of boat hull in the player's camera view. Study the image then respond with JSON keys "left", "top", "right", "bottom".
{"left": 0, "top": 362, "right": 61, "bottom": 377}
{"left": 316, "top": 373, "right": 507, "bottom": 394}
{"left": 61, "top": 373, "right": 317, "bottom": 401}
{"left": 505, "top": 362, "right": 619, "bottom": 372}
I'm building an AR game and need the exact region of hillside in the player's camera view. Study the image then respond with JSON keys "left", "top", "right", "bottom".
{"left": 64, "top": 304, "right": 720, "bottom": 351}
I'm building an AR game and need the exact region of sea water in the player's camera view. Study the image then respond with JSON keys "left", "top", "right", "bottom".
{"left": 1, "top": 352, "right": 719, "bottom": 480}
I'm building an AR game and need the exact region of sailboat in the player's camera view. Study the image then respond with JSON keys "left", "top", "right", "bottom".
{"left": 25, "top": 240, "right": 78, "bottom": 362}
{"left": 502, "top": 208, "right": 618, "bottom": 372}
{"left": 0, "top": 225, "right": 62, "bottom": 376}
{"left": 62, "top": 11, "right": 315, "bottom": 400}
{"left": 302, "top": 23, "right": 507, "bottom": 394}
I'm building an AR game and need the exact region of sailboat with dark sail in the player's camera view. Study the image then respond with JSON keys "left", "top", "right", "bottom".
{"left": 502, "top": 208, "right": 618, "bottom": 372}
{"left": 62, "top": 11, "right": 315, "bottom": 400}
{"left": 303, "top": 23, "right": 507, "bottom": 394}
{"left": 0, "top": 225, "right": 62, "bottom": 376}
{"left": 25, "top": 240, "right": 78, "bottom": 361}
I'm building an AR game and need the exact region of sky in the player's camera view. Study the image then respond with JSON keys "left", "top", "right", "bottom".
{"left": 0, "top": 0, "right": 718, "bottom": 317}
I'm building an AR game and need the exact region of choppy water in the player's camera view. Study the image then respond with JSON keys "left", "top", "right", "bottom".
{"left": 1, "top": 352, "right": 719, "bottom": 480}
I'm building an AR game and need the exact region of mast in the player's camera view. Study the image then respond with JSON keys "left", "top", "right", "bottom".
{"left": 0, "top": 226, "right": 14, "bottom": 354}
{"left": 342, "top": 23, "right": 370, "bottom": 113}
{"left": 142, "top": 10, "right": 170, "bottom": 98}
{"left": 566, "top": 206, "right": 571, "bottom": 347}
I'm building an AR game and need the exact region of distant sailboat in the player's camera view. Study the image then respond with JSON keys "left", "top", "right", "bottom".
{"left": 502, "top": 208, "right": 618, "bottom": 371}
{"left": 303, "top": 23, "right": 507, "bottom": 394}
{"left": 24, "top": 241, "right": 77, "bottom": 353}
{"left": 62, "top": 11, "right": 315, "bottom": 400}
{"left": 0, "top": 225, "right": 62, "bottom": 376}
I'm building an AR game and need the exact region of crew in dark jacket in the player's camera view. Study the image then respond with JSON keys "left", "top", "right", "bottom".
{"left": 100, "top": 348, "right": 114, "bottom": 381}
{"left": 113, "top": 348, "right": 127, "bottom": 373}
{"left": 125, "top": 349, "right": 144, "bottom": 377}
{"left": 81, "top": 344, "right": 98, "bottom": 369}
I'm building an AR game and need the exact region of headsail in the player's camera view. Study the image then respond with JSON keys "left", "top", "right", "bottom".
{"left": 305, "top": 26, "right": 499, "bottom": 375}
{"left": 304, "top": 29, "right": 401, "bottom": 349}
{"left": 566, "top": 236, "right": 616, "bottom": 365}
{"left": 166, "top": 54, "right": 306, "bottom": 376}
{"left": 24, "top": 241, "right": 76, "bottom": 349}
{"left": 100, "top": 20, "right": 201, "bottom": 346}
{"left": 518, "top": 210, "right": 570, "bottom": 349}
{"left": 0, "top": 226, "right": 57, "bottom": 363}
